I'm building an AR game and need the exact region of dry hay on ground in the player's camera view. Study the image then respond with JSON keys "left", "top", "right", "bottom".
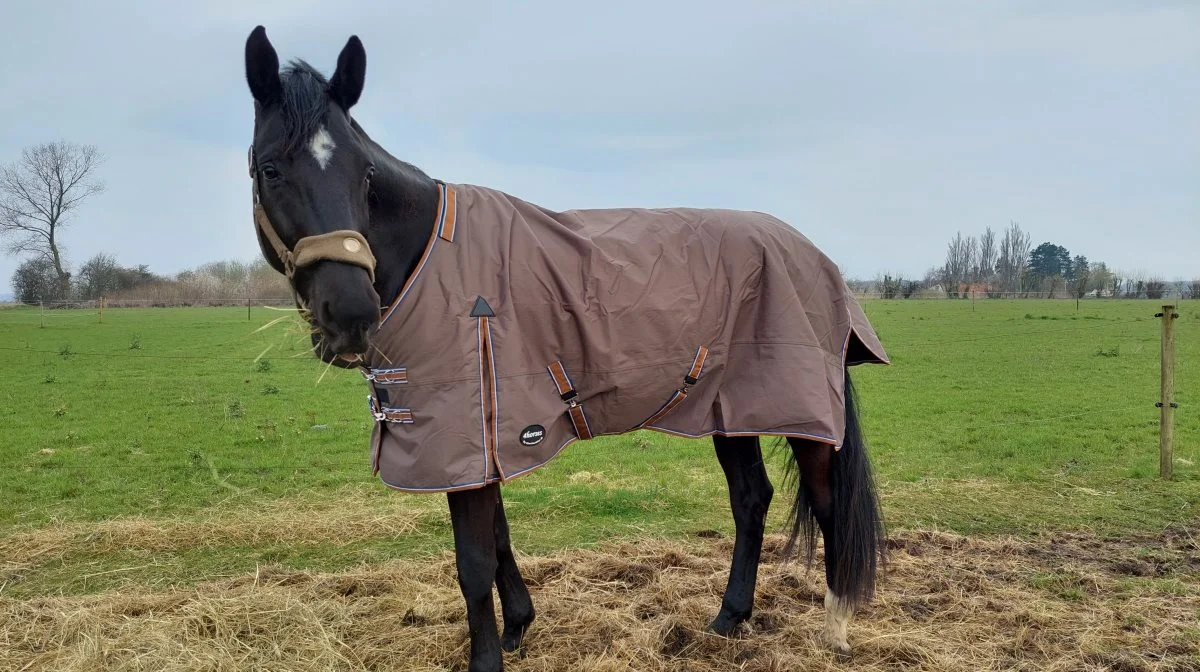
{"left": 0, "top": 494, "right": 435, "bottom": 587}
{"left": 2, "top": 527, "right": 1197, "bottom": 671}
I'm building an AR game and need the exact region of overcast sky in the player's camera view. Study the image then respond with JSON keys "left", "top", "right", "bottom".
{"left": 1, "top": 1, "right": 1196, "bottom": 296}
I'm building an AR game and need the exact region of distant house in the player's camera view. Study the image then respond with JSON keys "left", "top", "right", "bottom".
{"left": 958, "top": 282, "right": 991, "bottom": 297}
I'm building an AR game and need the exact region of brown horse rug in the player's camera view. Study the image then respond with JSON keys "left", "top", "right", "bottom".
{"left": 363, "top": 182, "right": 889, "bottom": 493}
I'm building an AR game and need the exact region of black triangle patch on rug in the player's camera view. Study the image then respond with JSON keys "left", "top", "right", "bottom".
{"left": 470, "top": 296, "right": 495, "bottom": 318}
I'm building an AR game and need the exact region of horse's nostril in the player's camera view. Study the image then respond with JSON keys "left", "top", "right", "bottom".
{"left": 315, "top": 298, "right": 375, "bottom": 352}
{"left": 318, "top": 300, "right": 335, "bottom": 325}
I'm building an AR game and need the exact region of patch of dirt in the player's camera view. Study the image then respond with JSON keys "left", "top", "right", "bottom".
{"left": 0, "top": 529, "right": 1197, "bottom": 671}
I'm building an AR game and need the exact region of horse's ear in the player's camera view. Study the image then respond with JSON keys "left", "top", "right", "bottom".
{"left": 245, "top": 25, "right": 282, "bottom": 106}
{"left": 329, "top": 35, "right": 366, "bottom": 110}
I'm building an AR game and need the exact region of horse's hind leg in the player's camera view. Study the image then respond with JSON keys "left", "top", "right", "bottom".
{"left": 787, "top": 433, "right": 883, "bottom": 660}
{"left": 493, "top": 488, "right": 535, "bottom": 653}
{"left": 447, "top": 483, "right": 503, "bottom": 672}
{"left": 788, "top": 439, "right": 851, "bottom": 656}
{"left": 708, "top": 434, "right": 774, "bottom": 636}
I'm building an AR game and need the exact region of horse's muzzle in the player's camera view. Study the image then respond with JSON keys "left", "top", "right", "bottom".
{"left": 305, "top": 261, "right": 380, "bottom": 363}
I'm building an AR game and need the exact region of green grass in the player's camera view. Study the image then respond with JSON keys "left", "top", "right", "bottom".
{"left": 1, "top": 299, "right": 1196, "bottom": 597}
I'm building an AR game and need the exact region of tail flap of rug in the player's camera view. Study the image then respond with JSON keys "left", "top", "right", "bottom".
{"left": 846, "top": 299, "right": 889, "bottom": 365}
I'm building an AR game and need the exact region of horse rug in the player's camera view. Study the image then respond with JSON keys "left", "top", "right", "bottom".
{"left": 362, "top": 182, "right": 889, "bottom": 493}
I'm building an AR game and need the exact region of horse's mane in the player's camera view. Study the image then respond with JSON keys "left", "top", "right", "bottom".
{"left": 273, "top": 59, "right": 433, "bottom": 184}
{"left": 277, "top": 59, "right": 331, "bottom": 154}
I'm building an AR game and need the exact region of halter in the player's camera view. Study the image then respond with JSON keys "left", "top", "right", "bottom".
{"left": 247, "top": 145, "right": 378, "bottom": 283}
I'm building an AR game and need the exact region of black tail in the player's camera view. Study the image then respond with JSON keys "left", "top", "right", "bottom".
{"left": 781, "top": 366, "right": 886, "bottom": 609}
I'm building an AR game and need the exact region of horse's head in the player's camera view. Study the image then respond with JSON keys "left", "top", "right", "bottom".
{"left": 244, "top": 25, "right": 379, "bottom": 364}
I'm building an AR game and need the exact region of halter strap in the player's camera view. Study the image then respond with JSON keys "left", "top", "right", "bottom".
{"left": 248, "top": 145, "right": 378, "bottom": 282}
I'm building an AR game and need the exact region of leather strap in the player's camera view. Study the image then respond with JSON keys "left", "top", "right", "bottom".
{"left": 547, "top": 360, "right": 593, "bottom": 440}
{"left": 686, "top": 346, "right": 709, "bottom": 385}
{"left": 291, "top": 230, "right": 377, "bottom": 282}
{"left": 375, "top": 407, "right": 414, "bottom": 424}
{"left": 640, "top": 346, "right": 709, "bottom": 428}
{"left": 436, "top": 183, "right": 458, "bottom": 242}
{"left": 369, "top": 393, "right": 413, "bottom": 424}
{"left": 365, "top": 368, "right": 408, "bottom": 384}
{"left": 640, "top": 389, "right": 689, "bottom": 428}
{"left": 249, "top": 145, "right": 377, "bottom": 281}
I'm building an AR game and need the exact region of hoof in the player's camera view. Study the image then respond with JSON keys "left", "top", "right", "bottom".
{"left": 467, "top": 657, "right": 502, "bottom": 672}
{"left": 706, "top": 610, "right": 747, "bottom": 637}
{"left": 501, "top": 604, "right": 534, "bottom": 654}
{"left": 827, "top": 641, "right": 852, "bottom": 662}
{"left": 500, "top": 625, "right": 527, "bottom": 654}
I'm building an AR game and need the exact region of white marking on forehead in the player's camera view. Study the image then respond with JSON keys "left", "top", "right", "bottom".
{"left": 308, "top": 126, "right": 336, "bottom": 170}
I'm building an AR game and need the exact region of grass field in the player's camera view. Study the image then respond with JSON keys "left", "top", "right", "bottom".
{"left": 1, "top": 299, "right": 1197, "bottom": 670}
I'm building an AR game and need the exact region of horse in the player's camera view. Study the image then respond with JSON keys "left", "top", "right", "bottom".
{"left": 242, "top": 26, "right": 889, "bottom": 671}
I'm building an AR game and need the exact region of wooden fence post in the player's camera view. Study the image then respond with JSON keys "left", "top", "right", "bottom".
{"left": 248, "top": 296, "right": 252, "bottom": 321}
{"left": 1158, "top": 304, "right": 1178, "bottom": 480}
{"left": 39, "top": 301, "right": 45, "bottom": 328}
{"left": 99, "top": 296, "right": 105, "bottom": 323}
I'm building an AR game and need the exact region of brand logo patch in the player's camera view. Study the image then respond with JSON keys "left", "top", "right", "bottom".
{"left": 520, "top": 425, "right": 546, "bottom": 446}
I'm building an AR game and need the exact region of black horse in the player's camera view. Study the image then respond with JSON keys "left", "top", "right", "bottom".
{"left": 243, "top": 26, "right": 886, "bottom": 671}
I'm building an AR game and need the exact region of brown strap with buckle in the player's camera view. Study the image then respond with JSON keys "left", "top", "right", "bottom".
{"left": 640, "top": 346, "right": 709, "bottom": 428}
{"left": 374, "top": 406, "right": 414, "bottom": 424}
{"left": 547, "top": 360, "right": 593, "bottom": 440}
{"left": 366, "top": 368, "right": 408, "bottom": 384}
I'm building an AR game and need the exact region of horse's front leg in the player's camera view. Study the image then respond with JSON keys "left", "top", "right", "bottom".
{"left": 708, "top": 434, "right": 774, "bottom": 635}
{"left": 494, "top": 488, "right": 535, "bottom": 654}
{"left": 448, "top": 483, "right": 503, "bottom": 672}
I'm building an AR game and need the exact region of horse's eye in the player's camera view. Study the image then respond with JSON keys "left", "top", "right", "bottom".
{"left": 261, "top": 164, "right": 281, "bottom": 181}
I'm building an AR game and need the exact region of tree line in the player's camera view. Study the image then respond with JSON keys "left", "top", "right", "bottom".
{"left": 2, "top": 140, "right": 289, "bottom": 305}
{"left": 3, "top": 140, "right": 1195, "bottom": 305}
{"left": 865, "top": 221, "right": 1196, "bottom": 300}
{"left": 11, "top": 253, "right": 291, "bottom": 305}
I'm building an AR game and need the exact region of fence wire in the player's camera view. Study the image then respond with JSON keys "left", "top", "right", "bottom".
{"left": 15, "top": 399, "right": 1163, "bottom": 475}
{"left": 0, "top": 316, "right": 1161, "bottom": 361}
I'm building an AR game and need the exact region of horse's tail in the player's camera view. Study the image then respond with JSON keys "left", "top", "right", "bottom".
{"left": 783, "top": 366, "right": 886, "bottom": 609}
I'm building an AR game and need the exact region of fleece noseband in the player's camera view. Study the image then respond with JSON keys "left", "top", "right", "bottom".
{"left": 247, "top": 145, "right": 377, "bottom": 283}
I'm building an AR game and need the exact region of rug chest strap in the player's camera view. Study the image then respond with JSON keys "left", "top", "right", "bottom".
{"left": 369, "top": 394, "right": 413, "bottom": 424}
{"left": 547, "top": 360, "right": 593, "bottom": 440}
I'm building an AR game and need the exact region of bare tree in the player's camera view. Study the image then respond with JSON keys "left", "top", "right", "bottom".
{"left": 75, "top": 252, "right": 122, "bottom": 300}
{"left": 995, "top": 221, "right": 1032, "bottom": 295}
{"left": 922, "top": 266, "right": 942, "bottom": 291}
{"left": 876, "top": 273, "right": 903, "bottom": 299}
{"left": 1108, "top": 273, "right": 1123, "bottom": 298}
{"left": 976, "top": 226, "right": 997, "bottom": 286}
{"left": 1069, "top": 256, "right": 1092, "bottom": 299}
{"left": 0, "top": 141, "right": 106, "bottom": 297}
{"left": 1089, "top": 261, "right": 1113, "bottom": 297}
{"left": 11, "top": 257, "right": 62, "bottom": 303}
{"left": 1121, "top": 271, "right": 1147, "bottom": 298}
{"left": 964, "top": 235, "right": 979, "bottom": 283}
{"left": 941, "top": 231, "right": 976, "bottom": 297}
